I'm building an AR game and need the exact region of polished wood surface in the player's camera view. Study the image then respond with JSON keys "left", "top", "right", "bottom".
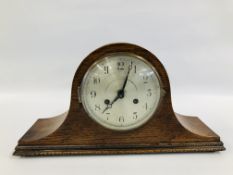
{"left": 14, "top": 43, "right": 225, "bottom": 156}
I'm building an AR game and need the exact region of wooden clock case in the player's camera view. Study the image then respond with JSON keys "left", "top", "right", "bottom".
{"left": 14, "top": 43, "right": 225, "bottom": 156}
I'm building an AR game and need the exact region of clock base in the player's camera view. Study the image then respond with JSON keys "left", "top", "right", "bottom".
{"left": 13, "top": 112, "right": 225, "bottom": 156}
{"left": 14, "top": 142, "right": 224, "bottom": 157}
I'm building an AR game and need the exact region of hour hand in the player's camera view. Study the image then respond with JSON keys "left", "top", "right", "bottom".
{"left": 102, "top": 95, "right": 119, "bottom": 113}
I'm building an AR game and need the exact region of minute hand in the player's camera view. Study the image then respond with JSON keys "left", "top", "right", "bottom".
{"left": 121, "top": 67, "right": 131, "bottom": 91}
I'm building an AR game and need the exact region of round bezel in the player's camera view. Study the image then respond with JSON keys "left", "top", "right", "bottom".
{"left": 80, "top": 52, "right": 162, "bottom": 131}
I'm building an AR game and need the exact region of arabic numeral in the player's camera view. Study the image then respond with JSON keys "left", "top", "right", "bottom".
{"left": 95, "top": 104, "right": 101, "bottom": 111}
{"left": 133, "top": 112, "right": 138, "bottom": 120}
{"left": 119, "top": 116, "right": 124, "bottom": 123}
{"left": 145, "top": 103, "right": 148, "bottom": 110}
{"left": 143, "top": 75, "right": 149, "bottom": 84}
{"left": 129, "top": 61, "right": 136, "bottom": 73}
{"left": 104, "top": 66, "right": 109, "bottom": 74}
{"left": 117, "top": 62, "right": 124, "bottom": 70}
{"left": 93, "top": 77, "right": 100, "bottom": 84}
{"left": 147, "top": 89, "right": 152, "bottom": 97}
{"left": 105, "top": 112, "right": 110, "bottom": 120}
{"left": 90, "top": 91, "right": 96, "bottom": 98}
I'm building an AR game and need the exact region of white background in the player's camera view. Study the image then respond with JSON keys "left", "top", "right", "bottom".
{"left": 0, "top": 0, "right": 233, "bottom": 175}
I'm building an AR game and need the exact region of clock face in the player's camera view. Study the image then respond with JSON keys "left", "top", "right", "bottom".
{"left": 80, "top": 53, "right": 161, "bottom": 131}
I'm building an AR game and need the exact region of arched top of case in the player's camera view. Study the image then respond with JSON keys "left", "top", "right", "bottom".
{"left": 69, "top": 43, "right": 172, "bottom": 112}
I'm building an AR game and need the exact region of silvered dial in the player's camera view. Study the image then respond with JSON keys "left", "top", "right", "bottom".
{"left": 80, "top": 53, "right": 161, "bottom": 131}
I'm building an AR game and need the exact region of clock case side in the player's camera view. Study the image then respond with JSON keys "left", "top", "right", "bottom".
{"left": 14, "top": 43, "right": 225, "bottom": 156}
